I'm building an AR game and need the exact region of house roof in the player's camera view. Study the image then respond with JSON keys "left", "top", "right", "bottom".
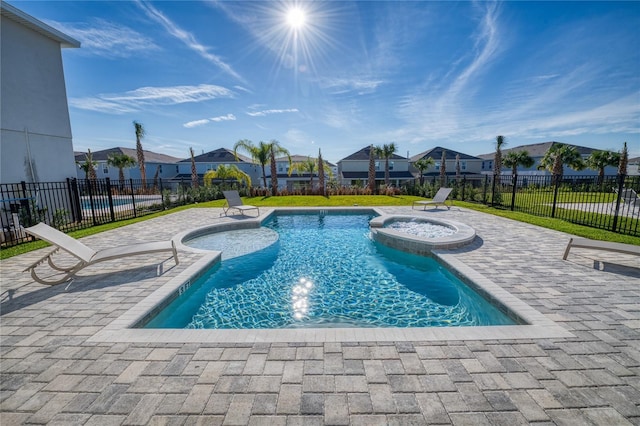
{"left": 410, "top": 146, "right": 481, "bottom": 162}
{"left": 340, "top": 146, "right": 407, "bottom": 162}
{"left": 1, "top": 1, "right": 80, "bottom": 48}
{"left": 75, "top": 147, "right": 180, "bottom": 163}
{"left": 181, "top": 148, "right": 253, "bottom": 163}
{"left": 476, "top": 141, "right": 598, "bottom": 160}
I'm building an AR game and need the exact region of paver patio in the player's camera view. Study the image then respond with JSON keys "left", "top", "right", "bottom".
{"left": 1, "top": 206, "right": 639, "bottom": 425}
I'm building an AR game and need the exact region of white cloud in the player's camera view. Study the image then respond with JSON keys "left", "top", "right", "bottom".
{"left": 70, "top": 84, "right": 234, "bottom": 114}
{"left": 183, "top": 119, "right": 210, "bottom": 128}
{"left": 211, "top": 113, "right": 236, "bottom": 122}
{"left": 45, "top": 18, "right": 160, "bottom": 58}
{"left": 136, "top": 0, "right": 245, "bottom": 83}
{"left": 246, "top": 108, "right": 299, "bottom": 117}
{"left": 318, "top": 77, "right": 384, "bottom": 95}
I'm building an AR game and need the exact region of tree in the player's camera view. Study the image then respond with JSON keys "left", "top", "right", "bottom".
{"left": 133, "top": 121, "right": 146, "bottom": 187}
{"left": 317, "top": 149, "right": 325, "bottom": 196}
{"left": 586, "top": 150, "right": 620, "bottom": 184}
{"left": 413, "top": 157, "right": 435, "bottom": 185}
{"left": 455, "top": 154, "right": 461, "bottom": 180}
{"left": 233, "top": 139, "right": 272, "bottom": 188}
{"left": 189, "top": 147, "right": 199, "bottom": 189}
{"left": 439, "top": 149, "right": 447, "bottom": 187}
{"left": 107, "top": 152, "right": 136, "bottom": 182}
{"left": 494, "top": 135, "right": 506, "bottom": 176}
{"left": 269, "top": 140, "right": 291, "bottom": 196}
{"left": 289, "top": 154, "right": 333, "bottom": 191}
{"left": 503, "top": 150, "right": 534, "bottom": 176}
{"left": 78, "top": 149, "right": 98, "bottom": 180}
{"left": 368, "top": 145, "right": 376, "bottom": 193}
{"left": 374, "top": 142, "right": 398, "bottom": 187}
{"left": 618, "top": 142, "right": 628, "bottom": 176}
{"left": 538, "top": 143, "right": 585, "bottom": 184}
{"left": 203, "top": 164, "right": 251, "bottom": 188}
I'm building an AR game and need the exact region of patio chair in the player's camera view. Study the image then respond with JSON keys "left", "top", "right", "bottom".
{"left": 23, "top": 222, "right": 179, "bottom": 285}
{"left": 412, "top": 187, "right": 453, "bottom": 210}
{"left": 221, "top": 190, "right": 260, "bottom": 217}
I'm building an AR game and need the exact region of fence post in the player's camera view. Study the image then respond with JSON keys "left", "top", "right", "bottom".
{"left": 86, "top": 179, "right": 98, "bottom": 226}
{"left": 129, "top": 179, "right": 137, "bottom": 217}
{"left": 462, "top": 176, "right": 466, "bottom": 201}
{"left": 482, "top": 175, "right": 488, "bottom": 205}
{"left": 106, "top": 178, "right": 116, "bottom": 222}
{"left": 510, "top": 174, "right": 518, "bottom": 211}
{"left": 611, "top": 173, "right": 625, "bottom": 233}
{"left": 19, "top": 181, "right": 34, "bottom": 226}
{"left": 67, "top": 178, "right": 82, "bottom": 223}
{"left": 551, "top": 175, "right": 560, "bottom": 218}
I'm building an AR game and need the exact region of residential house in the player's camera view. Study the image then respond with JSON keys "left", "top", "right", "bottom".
{"left": 1, "top": 1, "right": 80, "bottom": 184}
{"left": 74, "top": 147, "right": 181, "bottom": 181}
{"left": 266, "top": 155, "right": 336, "bottom": 191}
{"left": 337, "top": 146, "right": 413, "bottom": 187}
{"left": 176, "top": 148, "right": 261, "bottom": 187}
{"left": 410, "top": 147, "right": 483, "bottom": 181}
{"left": 477, "top": 141, "right": 620, "bottom": 176}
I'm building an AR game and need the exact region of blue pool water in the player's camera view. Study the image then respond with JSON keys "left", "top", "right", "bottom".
{"left": 144, "top": 213, "right": 516, "bottom": 329}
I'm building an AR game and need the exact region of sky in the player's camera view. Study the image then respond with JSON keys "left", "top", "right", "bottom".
{"left": 11, "top": 0, "right": 640, "bottom": 163}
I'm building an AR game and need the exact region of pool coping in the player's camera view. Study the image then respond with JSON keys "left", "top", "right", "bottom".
{"left": 88, "top": 207, "right": 573, "bottom": 343}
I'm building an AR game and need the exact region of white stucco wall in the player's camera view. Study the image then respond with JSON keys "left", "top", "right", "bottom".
{"left": 1, "top": 12, "right": 77, "bottom": 184}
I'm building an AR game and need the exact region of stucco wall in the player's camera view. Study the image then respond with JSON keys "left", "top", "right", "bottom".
{"left": 1, "top": 15, "right": 77, "bottom": 183}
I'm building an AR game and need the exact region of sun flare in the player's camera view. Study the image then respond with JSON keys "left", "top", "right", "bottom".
{"left": 286, "top": 7, "right": 306, "bottom": 29}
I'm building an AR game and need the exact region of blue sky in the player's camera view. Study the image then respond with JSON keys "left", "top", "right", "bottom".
{"left": 13, "top": 0, "right": 640, "bottom": 163}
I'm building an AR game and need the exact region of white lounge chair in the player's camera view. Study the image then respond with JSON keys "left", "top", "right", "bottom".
{"left": 412, "top": 187, "right": 453, "bottom": 210}
{"left": 563, "top": 237, "right": 640, "bottom": 260}
{"left": 24, "top": 222, "right": 178, "bottom": 285}
{"left": 221, "top": 190, "right": 260, "bottom": 217}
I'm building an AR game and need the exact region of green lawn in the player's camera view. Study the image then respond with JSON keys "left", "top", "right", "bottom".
{"left": 1, "top": 194, "right": 638, "bottom": 260}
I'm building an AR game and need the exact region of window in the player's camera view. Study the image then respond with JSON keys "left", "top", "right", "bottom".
{"left": 389, "top": 161, "right": 394, "bottom": 171}
{"left": 461, "top": 161, "right": 467, "bottom": 170}
{"left": 375, "top": 161, "right": 380, "bottom": 171}
{"left": 435, "top": 162, "right": 441, "bottom": 171}
{"left": 102, "top": 163, "right": 108, "bottom": 174}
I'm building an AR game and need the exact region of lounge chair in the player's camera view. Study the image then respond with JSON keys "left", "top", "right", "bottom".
{"left": 412, "top": 187, "right": 453, "bottom": 210}
{"left": 563, "top": 237, "right": 640, "bottom": 260}
{"left": 23, "top": 222, "right": 179, "bottom": 285}
{"left": 221, "top": 190, "right": 260, "bottom": 217}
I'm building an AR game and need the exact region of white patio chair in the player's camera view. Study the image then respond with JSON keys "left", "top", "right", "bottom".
{"left": 221, "top": 190, "right": 260, "bottom": 217}
{"left": 412, "top": 187, "right": 454, "bottom": 210}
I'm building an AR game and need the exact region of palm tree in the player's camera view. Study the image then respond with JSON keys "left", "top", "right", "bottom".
{"left": 289, "top": 157, "right": 317, "bottom": 187}
{"left": 233, "top": 139, "right": 272, "bottom": 188}
{"left": 586, "top": 150, "right": 620, "bottom": 184}
{"left": 78, "top": 149, "right": 98, "bottom": 180}
{"left": 374, "top": 142, "right": 398, "bottom": 187}
{"left": 413, "top": 157, "right": 435, "bottom": 185}
{"left": 618, "top": 142, "right": 628, "bottom": 176}
{"left": 133, "top": 121, "right": 146, "bottom": 187}
{"left": 107, "top": 152, "right": 136, "bottom": 182}
{"left": 203, "top": 164, "right": 251, "bottom": 188}
{"left": 538, "top": 143, "right": 585, "bottom": 184}
{"left": 269, "top": 140, "right": 291, "bottom": 196}
{"left": 189, "top": 147, "right": 199, "bottom": 189}
{"left": 439, "top": 149, "right": 447, "bottom": 187}
{"left": 503, "top": 150, "right": 534, "bottom": 176}
{"left": 494, "top": 135, "right": 506, "bottom": 177}
{"left": 368, "top": 145, "right": 376, "bottom": 193}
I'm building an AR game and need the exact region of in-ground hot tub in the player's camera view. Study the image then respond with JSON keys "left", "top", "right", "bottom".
{"left": 370, "top": 215, "right": 476, "bottom": 255}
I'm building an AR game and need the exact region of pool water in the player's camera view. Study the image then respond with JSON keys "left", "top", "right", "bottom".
{"left": 144, "top": 213, "right": 515, "bottom": 329}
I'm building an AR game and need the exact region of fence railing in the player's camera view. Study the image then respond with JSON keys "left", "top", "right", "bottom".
{"left": 2, "top": 173, "right": 639, "bottom": 247}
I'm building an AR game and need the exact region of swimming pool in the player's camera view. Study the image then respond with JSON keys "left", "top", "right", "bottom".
{"left": 143, "top": 212, "right": 516, "bottom": 329}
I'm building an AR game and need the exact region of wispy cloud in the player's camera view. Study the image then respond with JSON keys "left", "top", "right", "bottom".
{"left": 45, "top": 18, "right": 160, "bottom": 58}
{"left": 71, "top": 84, "right": 234, "bottom": 114}
{"left": 183, "top": 113, "right": 236, "bottom": 128}
{"left": 246, "top": 109, "right": 299, "bottom": 117}
{"left": 135, "top": 0, "right": 245, "bottom": 83}
{"left": 318, "top": 77, "right": 384, "bottom": 95}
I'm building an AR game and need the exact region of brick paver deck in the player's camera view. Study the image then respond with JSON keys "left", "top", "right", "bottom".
{"left": 1, "top": 206, "right": 639, "bottom": 425}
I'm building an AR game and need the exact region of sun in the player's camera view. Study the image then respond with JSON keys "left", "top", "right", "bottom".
{"left": 286, "top": 7, "right": 306, "bottom": 29}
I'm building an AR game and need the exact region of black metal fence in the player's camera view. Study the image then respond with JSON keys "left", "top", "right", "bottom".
{"left": 410, "top": 173, "right": 639, "bottom": 236}
{"left": 2, "top": 173, "right": 639, "bottom": 247}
